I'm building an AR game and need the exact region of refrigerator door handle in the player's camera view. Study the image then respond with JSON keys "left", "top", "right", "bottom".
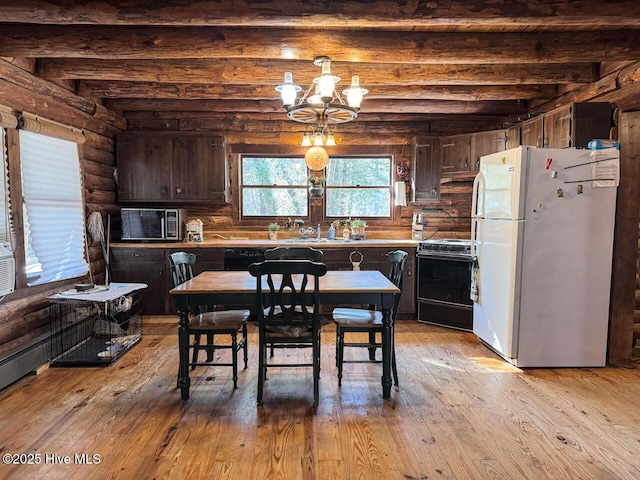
{"left": 471, "top": 218, "right": 478, "bottom": 258}
{"left": 471, "top": 171, "right": 485, "bottom": 219}
{"left": 471, "top": 171, "right": 485, "bottom": 259}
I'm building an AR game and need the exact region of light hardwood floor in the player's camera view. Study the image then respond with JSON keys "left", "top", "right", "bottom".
{"left": 0, "top": 317, "right": 639, "bottom": 480}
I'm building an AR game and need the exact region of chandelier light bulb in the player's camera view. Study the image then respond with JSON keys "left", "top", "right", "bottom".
{"left": 301, "top": 131, "right": 312, "bottom": 146}
{"left": 344, "top": 75, "right": 368, "bottom": 109}
{"left": 325, "top": 132, "right": 336, "bottom": 146}
{"left": 275, "top": 72, "right": 301, "bottom": 107}
{"left": 318, "top": 59, "right": 336, "bottom": 103}
{"left": 313, "top": 133, "right": 325, "bottom": 146}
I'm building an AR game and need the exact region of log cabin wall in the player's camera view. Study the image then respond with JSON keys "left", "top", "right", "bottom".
{"left": 0, "top": 57, "right": 124, "bottom": 365}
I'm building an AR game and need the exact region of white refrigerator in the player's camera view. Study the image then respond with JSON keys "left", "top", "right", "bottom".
{"left": 471, "top": 146, "right": 619, "bottom": 367}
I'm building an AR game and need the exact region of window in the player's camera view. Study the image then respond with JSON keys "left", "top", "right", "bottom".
{"left": 241, "top": 156, "right": 308, "bottom": 217}
{"left": 19, "top": 130, "right": 88, "bottom": 285}
{"left": 326, "top": 156, "right": 392, "bottom": 218}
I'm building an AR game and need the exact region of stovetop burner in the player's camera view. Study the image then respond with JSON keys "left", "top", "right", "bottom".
{"left": 418, "top": 238, "right": 472, "bottom": 256}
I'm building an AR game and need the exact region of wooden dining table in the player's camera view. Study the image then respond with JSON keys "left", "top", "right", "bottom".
{"left": 170, "top": 269, "right": 400, "bottom": 401}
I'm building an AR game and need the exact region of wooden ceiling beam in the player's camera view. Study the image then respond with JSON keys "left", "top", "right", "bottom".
{"left": 39, "top": 58, "right": 597, "bottom": 85}
{"left": 77, "top": 81, "right": 557, "bottom": 102}
{"left": 123, "top": 111, "right": 510, "bottom": 125}
{"left": 2, "top": 26, "right": 640, "bottom": 64}
{"left": 104, "top": 98, "right": 525, "bottom": 115}
{"left": 1, "top": 1, "right": 639, "bottom": 29}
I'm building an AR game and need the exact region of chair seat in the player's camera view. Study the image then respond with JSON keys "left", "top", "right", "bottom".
{"left": 333, "top": 308, "right": 382, "bottom": 326}
{"left": 189, "top": 310, "right": 250, "bottom": 330}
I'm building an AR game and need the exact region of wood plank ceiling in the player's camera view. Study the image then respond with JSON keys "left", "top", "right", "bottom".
{"left": 1, "top": 0, "right": 640, "bottom": 145}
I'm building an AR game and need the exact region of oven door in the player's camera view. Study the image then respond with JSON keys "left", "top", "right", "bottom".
{"left": 417, "top": 254, "right": 473, "bottom": 331}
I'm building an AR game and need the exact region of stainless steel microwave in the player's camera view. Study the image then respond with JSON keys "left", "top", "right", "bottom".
{"left": 120, "top": 208, "right": 187, "bottom": 241}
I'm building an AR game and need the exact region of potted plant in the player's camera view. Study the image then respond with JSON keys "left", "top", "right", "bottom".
{"left": 307, "top": 174, "right": 326, "bottom": 197}
{"left": 268, "top": 222, "right": 280, "bottom": 240}
{"left": 350, "top": 218, "right": 367, "bottom": 239}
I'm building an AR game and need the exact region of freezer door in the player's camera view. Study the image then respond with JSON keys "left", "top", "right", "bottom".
{"left": 515, "top": 148, "right": 618, "bottom": 367}
{"left": 478, "top": 146, "right": 527, "bottom": 220}
{"left": 473, "top": 218, "right": 524, "bottom": 361}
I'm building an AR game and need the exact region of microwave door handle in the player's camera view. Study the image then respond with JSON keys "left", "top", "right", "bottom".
{"left": 161, "top": 215, "right": 165, "bottom": 239}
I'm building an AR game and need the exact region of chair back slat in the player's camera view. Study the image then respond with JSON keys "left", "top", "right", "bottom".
{"left": 169, "top": 251, "right": 197, "bottom": 287}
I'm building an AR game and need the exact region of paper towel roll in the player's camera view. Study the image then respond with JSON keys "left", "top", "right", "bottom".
{"left": 394, "top": 181, "right": 407, "bottom": 206}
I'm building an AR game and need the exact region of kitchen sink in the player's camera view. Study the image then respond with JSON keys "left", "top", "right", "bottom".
{"left": 285, "top": 238, "right": 346, "bottom": 243}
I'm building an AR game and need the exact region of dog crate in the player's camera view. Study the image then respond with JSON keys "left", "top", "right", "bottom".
{"left": 48, "top": 283, "right": 146, "bottom": 366}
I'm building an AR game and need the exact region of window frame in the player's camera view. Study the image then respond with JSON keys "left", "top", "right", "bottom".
{"left": 324, "top": 155, "right": 394, "bottom": 220}
{"left": 239, "top": 154, "right": 310, "bottom": 220}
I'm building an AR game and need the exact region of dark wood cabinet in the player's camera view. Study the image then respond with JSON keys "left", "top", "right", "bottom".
{"left": 116, "top": 135, "right": 173, "bottom": 201}
{"left": 110, "top": 247, "right": 167, "bottom": 315}
{"left": 110, "top": 245, "right": 416, "bottom": 317}
{"left": 116, "top": 133, "right": 228, "bottom": 203}
{"left": 505, "top": 125, "right": 521, "bottom": 150}
{"left": 319, "top": 247, "right": 416, "bottom": 316}
{"left": 440, "top": 134, "right": 472, "bottom": 174}
{"left": 173, "top": 136, "right": 227, "bottom": 202}
{"left": 411, "top": 136, "right": 440, "bottom": 200}
{"left": 521, "top": 116, "right": 544, "bottom": 147}
{"left": 543, "top": 102, "right": 611, "bottom": 148}
{"left": 470, "top": 129, "right": 507, "bottom": 171}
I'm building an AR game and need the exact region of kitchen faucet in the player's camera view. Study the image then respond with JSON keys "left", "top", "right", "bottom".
{"left": 299, "top": 224, "right": 321, "bottom": 240}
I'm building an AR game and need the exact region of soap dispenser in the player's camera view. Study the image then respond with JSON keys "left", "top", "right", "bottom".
{"left": 328, "top": 223, "right": 335, "bottom": 240}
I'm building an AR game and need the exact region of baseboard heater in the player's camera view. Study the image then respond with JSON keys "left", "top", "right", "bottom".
{"left": 0, "top": 332, "right": 51, "bottom": 392}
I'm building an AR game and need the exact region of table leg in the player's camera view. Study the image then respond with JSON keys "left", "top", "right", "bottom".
{"left": 381, "top": 304, "right": 393, "bottom": 399}
{"left": 177, "top": 307, "right": 191, "bottom": 400}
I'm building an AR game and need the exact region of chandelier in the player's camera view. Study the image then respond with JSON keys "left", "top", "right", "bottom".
{"left": 276, "top": 56, "right": 368, "bottom": 168}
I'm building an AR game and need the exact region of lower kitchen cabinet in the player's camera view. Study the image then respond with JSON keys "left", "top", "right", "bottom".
{"left": 321, "top": 247, "right": 415, "bottom": 316}
{"left": 110, "top": 248, "right": 167, "bottom": 315}
{"left": 110, "top": 245, "right": 416, "bottom": 317}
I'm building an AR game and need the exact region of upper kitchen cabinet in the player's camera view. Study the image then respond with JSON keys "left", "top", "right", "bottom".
{"left": 411, "top": 136, "right": 441, "bottom": 201}
{"left": 173, "top": 136, "right": 228, "bottom": 202}
{"left": 470, "top": 129, "right": 507, "bottom": 171}
{"left": 116, "top": 135, "right": 173, "bottom": 202}
{"left": 440, "top": 134, "right": 472, "bottom": 174}
{"left": 116, "top": 133, "right": 229, "bottom": 204}
{"left": 521, "top": 116, "right": 544, "bottom": 147}
{"left": 505, "top": 125, "right": 521, "bottom": 150}
{"left": 543, "top": 102, "right": 611, "bottom": 149}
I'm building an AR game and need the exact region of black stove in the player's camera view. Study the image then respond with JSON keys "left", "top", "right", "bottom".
{"left": 417, "top": 238, "right": 473, "bottom": 331}
{"left": 417, "top": 238, "right": 472, "bottom": 256}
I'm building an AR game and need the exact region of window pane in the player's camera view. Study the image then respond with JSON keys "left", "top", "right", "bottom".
{"left": 242, "top": 188, "right": 308, "bottom": 217}
{"left": 326, "top": 157, "right": 391, "bottom": 186}
{"left": 326, "top": 188, "right": 391, "bottom": 217}
{"left": 241, "top": 156, "right": 308, "bottom": 217}
{"left": 242, "top": 157, "right": 307, "bottom": 185}
{"left": 20, "top": 130, "right": 88, "bottom": 285}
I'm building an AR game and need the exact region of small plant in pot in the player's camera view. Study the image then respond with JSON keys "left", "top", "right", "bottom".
{"left": 350, "top": 219, "right": 367, "bottom": 240}
{"left": 307, "top": 174, "right": 326, "bottom": 197}
{"left": 268, "top": 222, "right": 280, "bottom": 240}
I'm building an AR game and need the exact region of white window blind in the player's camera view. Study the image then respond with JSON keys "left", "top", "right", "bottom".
{"left": 19, "top": 130, "right": 88, "bottom": 285}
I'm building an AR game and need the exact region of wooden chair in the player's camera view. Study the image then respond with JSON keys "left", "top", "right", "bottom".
{"left": 248, "top": 259, "right": 328, "bottom": 404}
{"left": 169, "top": 252, "right": 249, "bottom": 388}
{"left": 332, "top": 250, "right": 408, "bottom": 387}
{"left": 263, "top": 246, "right": 324, "bottom": 355}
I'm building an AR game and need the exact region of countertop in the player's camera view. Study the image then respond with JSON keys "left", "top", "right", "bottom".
{"left": 110, "top": 238, "right": 419, "bottom": 249}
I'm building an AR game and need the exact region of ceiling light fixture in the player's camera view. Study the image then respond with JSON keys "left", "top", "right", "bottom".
{"left": 277, "top": 55, "right": 368, "bottom": 169}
